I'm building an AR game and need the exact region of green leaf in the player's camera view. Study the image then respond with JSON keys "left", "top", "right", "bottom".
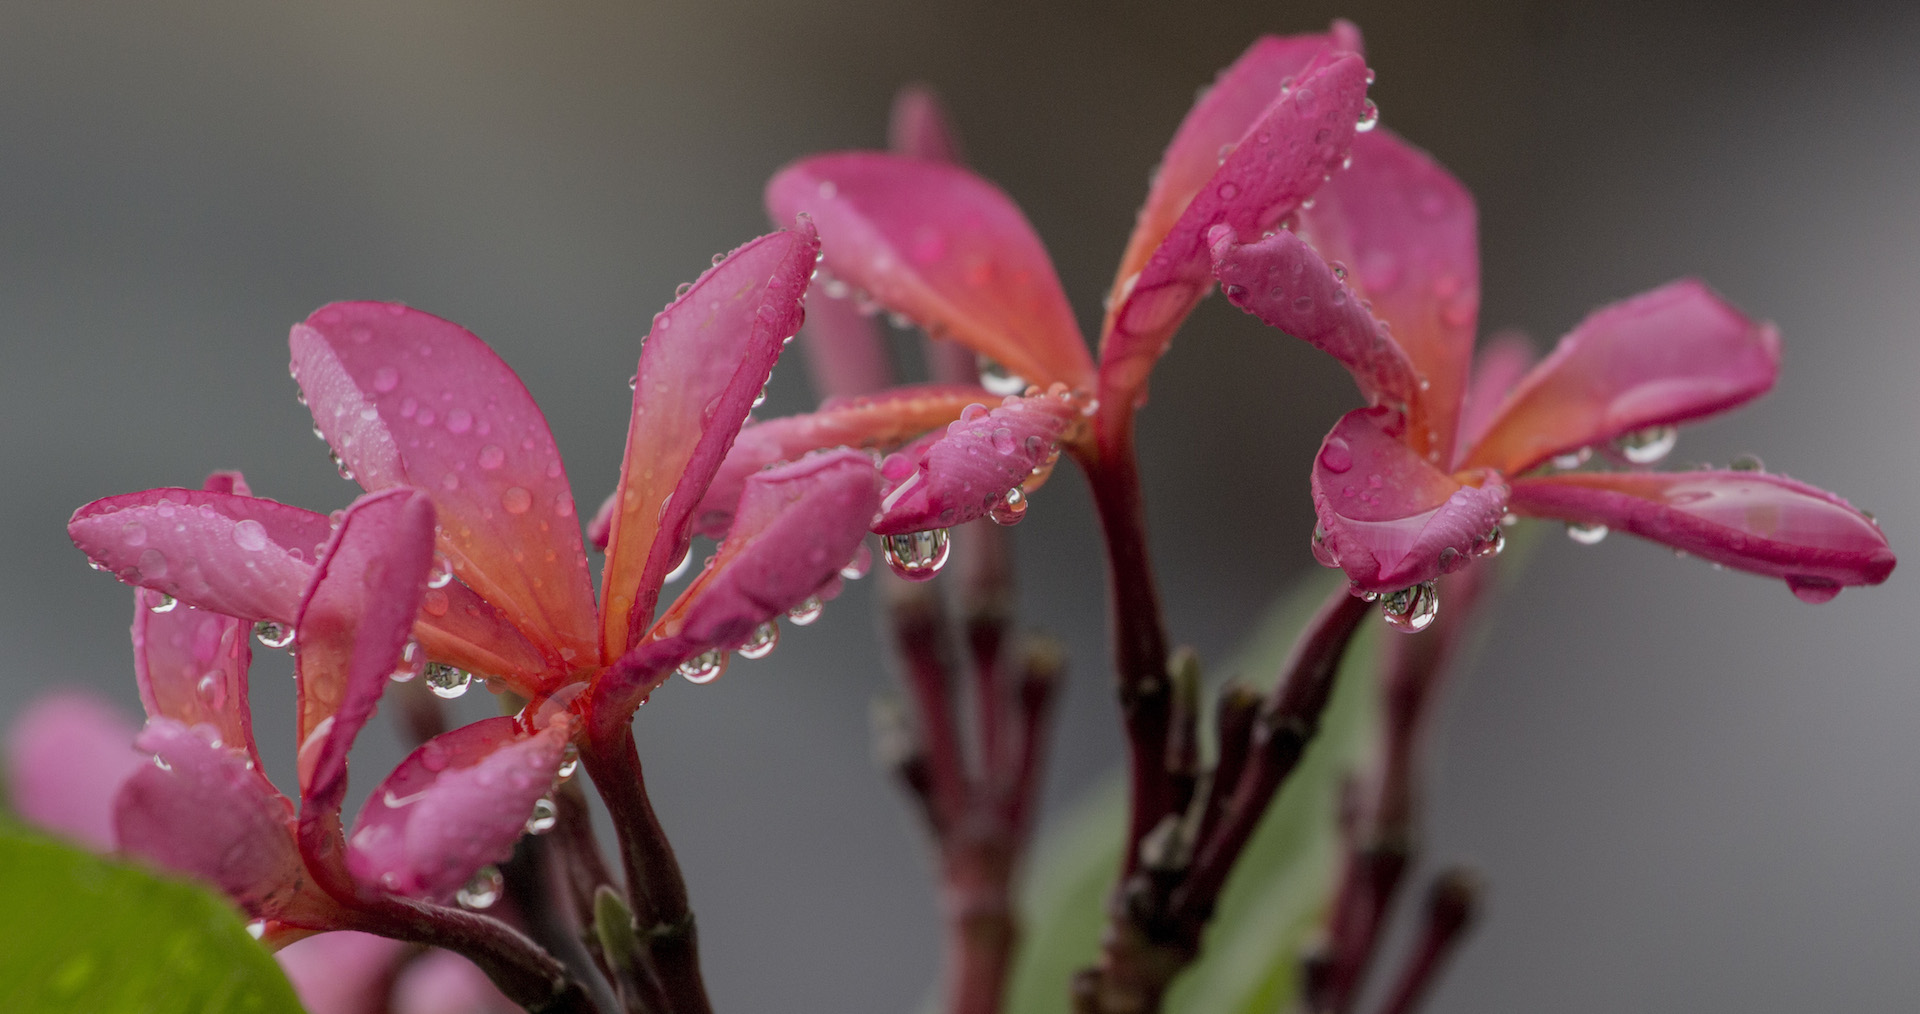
{"left": 1006, "top": 572, "right": 1381, "bottom": 1014}
{"left": 0, "top": 823, "right": 305, "bottom": 1014}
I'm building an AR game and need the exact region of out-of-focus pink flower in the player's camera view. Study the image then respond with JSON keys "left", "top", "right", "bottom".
{"left": 5, "top": 691, "right": 143, "bottom": 851}
{"left": 274, "top": 931, "right": 518, "bottom": 1014}
{"left": 1207, "top": 121, "right": 1894, "bottom": 611}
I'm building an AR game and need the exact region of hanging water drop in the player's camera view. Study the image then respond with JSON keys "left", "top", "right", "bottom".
{"left": 881, "top": 529, "right": 951, "bottom": 581}
{"left": 664, "top": 547, "right": 694, "bottom": 583}
{"left": 787, "top": 596, "right": 823, "bottom": 626}
{"left": 1355, "top": 98, "right": 1380, "bottom": 132}
{"left": 424, "top": 663, "right": 472, "bottom": 699}
{"left": 677, "top": 649, "right": 727, "bottom": 685}
{"left": 390, "top": 640, "right": 424, "bottom": 684}
{"left": 330, "top": 451, "right": 356, "bottom": 482}
{"left": 456, "top": 865, "right": 504, "bottom": 909}
{"left": 1475, "top": 526, "right": 1506, "bottom": 558}
{"left": 426, "top": 554, "right": 454, "bottom": 589}
{"left": 148, "top": 593, "right": 178, "bottom": 614}
{"left": 1566, "top": 522, "right": 1609, "bottom": 546}
{"left": 1380, "top": 581, "right": 1438, "bottom": 633}
{"left": 739, "top": 621, "right": 780, "bottom": 659}
{"left": 525, "top": 797, "right": 558, "bottom": 835}
{"left": 253, "top": 620, "right": 295, "bottom": 650}
{"left": 1615, "top": 425, "right": 1678, "bottom": 465}
{"left": 989, "top": 486, "right": 1028, "bottom": 526}
{"left": 839, "top": 543, "right": 872, "bottom": 581}
{"left": 1786, "top": 575, "right": 1842, "bottom": 604}
{"left": 1551, "top": 447, "right": 1592, "bottom": 471}
{"left": 556, "top": 744, "right": 580, "bottom": 782}
{"left": 978, "top": 359, "right": 1026, "bottom": 397}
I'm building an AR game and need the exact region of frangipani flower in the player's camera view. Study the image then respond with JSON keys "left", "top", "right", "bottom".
{"left": 764, "top": 23, "right": 1378, "bottom": 461}
{"left": 1207, "top": 127, "right": 1895, "bottom": 616}
{"left": 64, "top": 224, "right": 888, "bottom": 923}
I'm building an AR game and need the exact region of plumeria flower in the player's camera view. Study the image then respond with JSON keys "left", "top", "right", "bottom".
{"left": 762, "top": 23, "right": 1377, "bottom": 466}
{"left": 1206, "top": 125, "right": 1895, "bottom": 625}
{"left": 63, "top": 223, "right": 886, "bottom": 924}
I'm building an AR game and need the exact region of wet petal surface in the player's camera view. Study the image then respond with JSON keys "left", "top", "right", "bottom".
{"left": 133, "top": 590, "right": 259, "bottom": 768}
{"left": 872, "top": 393, "right": 1080, "bottom": 534}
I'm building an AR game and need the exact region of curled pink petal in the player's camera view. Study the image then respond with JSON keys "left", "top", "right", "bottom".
{"left": 595, "top": 450, "right": 882, "bottom": 717}
{"left": 1111, "top": 30, "right": 1350, "bottom": 305}
{"left": 277, "top": 931, "right": 409, "bottom": 1014}
{"left": 6, "top": 692, "right": 144, "bottom": 851}
{"left": 889, "top": 84, "right": 965, "bottom": 165}
{"left": 1300, "top": 130, "right": 1480, "bottom": 463}
{"left": 1210, "top": 224, "right": 1423, "bottom": 415}
{"left": 872, "top": 394, "right": 1081, "bottom": 534}
{"left": 1463, "top": 280, "right": 1781, "bottom": 475}
{"left": 291, "top": 302, "right": 596, "bottom": 671}
{"left": 295, "top": 489, "right": 436, "bottom": 812}
{"left": 68, "top": 488, "right": 332, "bottom": 623}
{"left": 392, "top": 948, "right": 521, "bottom": 1014}
{"left": 133, "top": 591, "right": 260, "bottom": 768}
{"left": 346, "top": 716, "right": 567, "bottom": 902}
{"left": 1454, "top": 330, "right": 1536, "bottom": 464}
{"left": 692, "top": 384, "right": 992, "bottom": 537}
{"left": 600, "top": 224, "right": 821, "bottom": 659}
{"left": 766, "top": 153, "right": 1093, "bottom": 391}
{"left": 114, "top": 717, "right": 308, "bottom": 919}
{"left": 1100, "top": 51, "right": 1371, "bottom": 415}
{"left": 1509, "top": 471, "right": 1894, "bottom": 596}
{"left": 1311, "top": 407, "right": 1509, "bottom": 594}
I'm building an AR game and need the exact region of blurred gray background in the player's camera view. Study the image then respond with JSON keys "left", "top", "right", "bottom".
{"left": 3, "top": 1, "right": 1917, "bottom": 1010}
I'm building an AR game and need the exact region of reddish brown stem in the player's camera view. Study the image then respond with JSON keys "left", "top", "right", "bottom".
{"left": 885, "top": 578, "right": 972, "bottom": 829}
{"left": 581, "top": 727, "right": 712, "bottom": 1014}
{"left": 1078, "top": 420, "right": 1175, "bottom": 877}
{"left": 1372, "top": 871, "right": 1480, "bottom": 1014}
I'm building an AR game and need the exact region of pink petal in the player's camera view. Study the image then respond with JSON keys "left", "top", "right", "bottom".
{"left": 6, "top": 692, "right": 144, "bottom": 851}
{"left": 1099, "top": 51, "right": 1372, "bottom": 414}
{"left": 68, "top": 488, "right": 333, "bottom": 623}
{"left": 1453, "top": 330, "right": 1536, "bottom": 464}
{"left": 600, "top": 224, "right": 821, "bottom": 658}
{"left": 114, "top": 717, "right": 306, "bottom": 918}
{"left": 1299, "top": 130, "right": 1480, "bottom": 464}
{"left": 346, "top": 716, "right": 567, "bottom": 902}
{"left": 766, "top": 153, "right": 1093, "bottom": 391}
{"left": 796, "top": 284, "right": 893, "bottom": 400}
{"left": 1311, "top": 407, "right": 1509, "bottom": 594}
{"left": 277, "top": 931, "right": 410, "bottom": 1014}
{"left": 595, "top": 450, "right": 882, "bottom": 717}
{"left": 692, "top": 384, "right": 994, "bottom": 538}
{"left": 391, "top": 948, "right": 521, "bottom": 1014}
{"left": 132, "top": 591, "right": 260, "bottom": 769}
{"left": 411, "top": 580, "right": 552, "bottom": 693}
{"left": 1210, "top": 223, "right": 1423, "bottom": 416}
{"left": 1110, "top": 30, "right": 1351, "bottom": 309}
{"left": 1461, "top": 280, "right": 1781, "bottom": 475}
{"left": 291, "top": 303, "right": 596, "bottom": 672}
{"left": 1508, "top": 471, "right": 1895, "bottom": 597}
{"left": 872, "top": 393, "right": 1081, "bottom": 535}
{"left": 294, "top": 489, "right": 436, "bottom": 811}
{"left": 889, "top": 84, "right": 965, "bottom": 164}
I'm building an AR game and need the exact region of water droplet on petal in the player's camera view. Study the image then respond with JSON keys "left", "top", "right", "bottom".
{"left": 989, "top": 486, "right": 1028, "bottom": 526}
{"left": 196, "top": 671, "right": 225, "bottom": 708}
{"left": 556, "top": 744, "right": 580, "bottom": 782}
{"left": 148, "top": 593, "right": 178, "bottom": 614}
{"left": 1380, "top": 581, "right": 1438, "bottom": 633}
{"left": 839, "top": 543, "right": 872, "bottom": 581}
{"left": 978, "top": 359, "right": 1026, "bottom": 396}
{"left": 525, "top": 797, "right": 558, "bottom": 835}
{"left": 427, "top": 554, "right": 454, "bottom": 589}
{"left": 787, "top": 596, "right": 823, "bottom": 626}
{"left": 990, "top": 427, "right": 1017, "bottom": 456}
{"left": 424, "top": 663, "right": 472, "bottom": 699}
{"left": 1355, "top": 99, "right": 1380, "bottom": 132}
{"left": 1475, "top": 526, "right": 1506, "bottom": 558}
{"left": 1615, "top": 425, "right": 1678, "bottom": 465}
{"left": 478, "top": 445, "right": 506, "bottom": 470}
{"left": 1566, "top": 522, "right": 1609, "bottom": 546}
{"left": 253, "top": 620, "right": 295, "bottom": 650}
{"left": 677, "top": 649, "right": 727, "bottom": 685}
{"left": 1730, "top": 453, "right": 1765, "bottom": 473}
{"left": 882, "top": 529, "right": 950, "bottom": 581}
{"left": 457, "top": 865, "right": 503, "bottom": 909}
{"left": 231, "top": 519, "right": 269, "bottom": 552}
{"left": 1786, "top": 575, "right": 1842, "bottom": 604}
{"left": 372, "top": 366, "right": 400, "bottom": 393}
{"left": 1319, "top": 437, "right": 1353, "bottom": 474}
{"left": 664, "top": 547, "right": 694, "bottom": 583}
{"left": 501, "top": 487, "right": 533, "bottom": 514}
{"left": 739, "top": 620, "right": 780, "bottom": 659}
{"left": 390, "top": 640, "right": 424, "bottom": 683}
{"left": 1551, "top": 447, "right": 1592, "bottom": 471}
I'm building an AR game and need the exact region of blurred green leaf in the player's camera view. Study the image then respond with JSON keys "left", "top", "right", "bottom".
{"left": 1007, "top": 572, "right": 1380, "bottom": 1014}
{"left": 0, "top": 823, "right": 304, "bottom": 1014}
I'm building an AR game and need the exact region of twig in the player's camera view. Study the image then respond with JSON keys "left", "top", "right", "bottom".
{"left": 1371, "top": 870, "right": 1480, "bottom": 1014}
